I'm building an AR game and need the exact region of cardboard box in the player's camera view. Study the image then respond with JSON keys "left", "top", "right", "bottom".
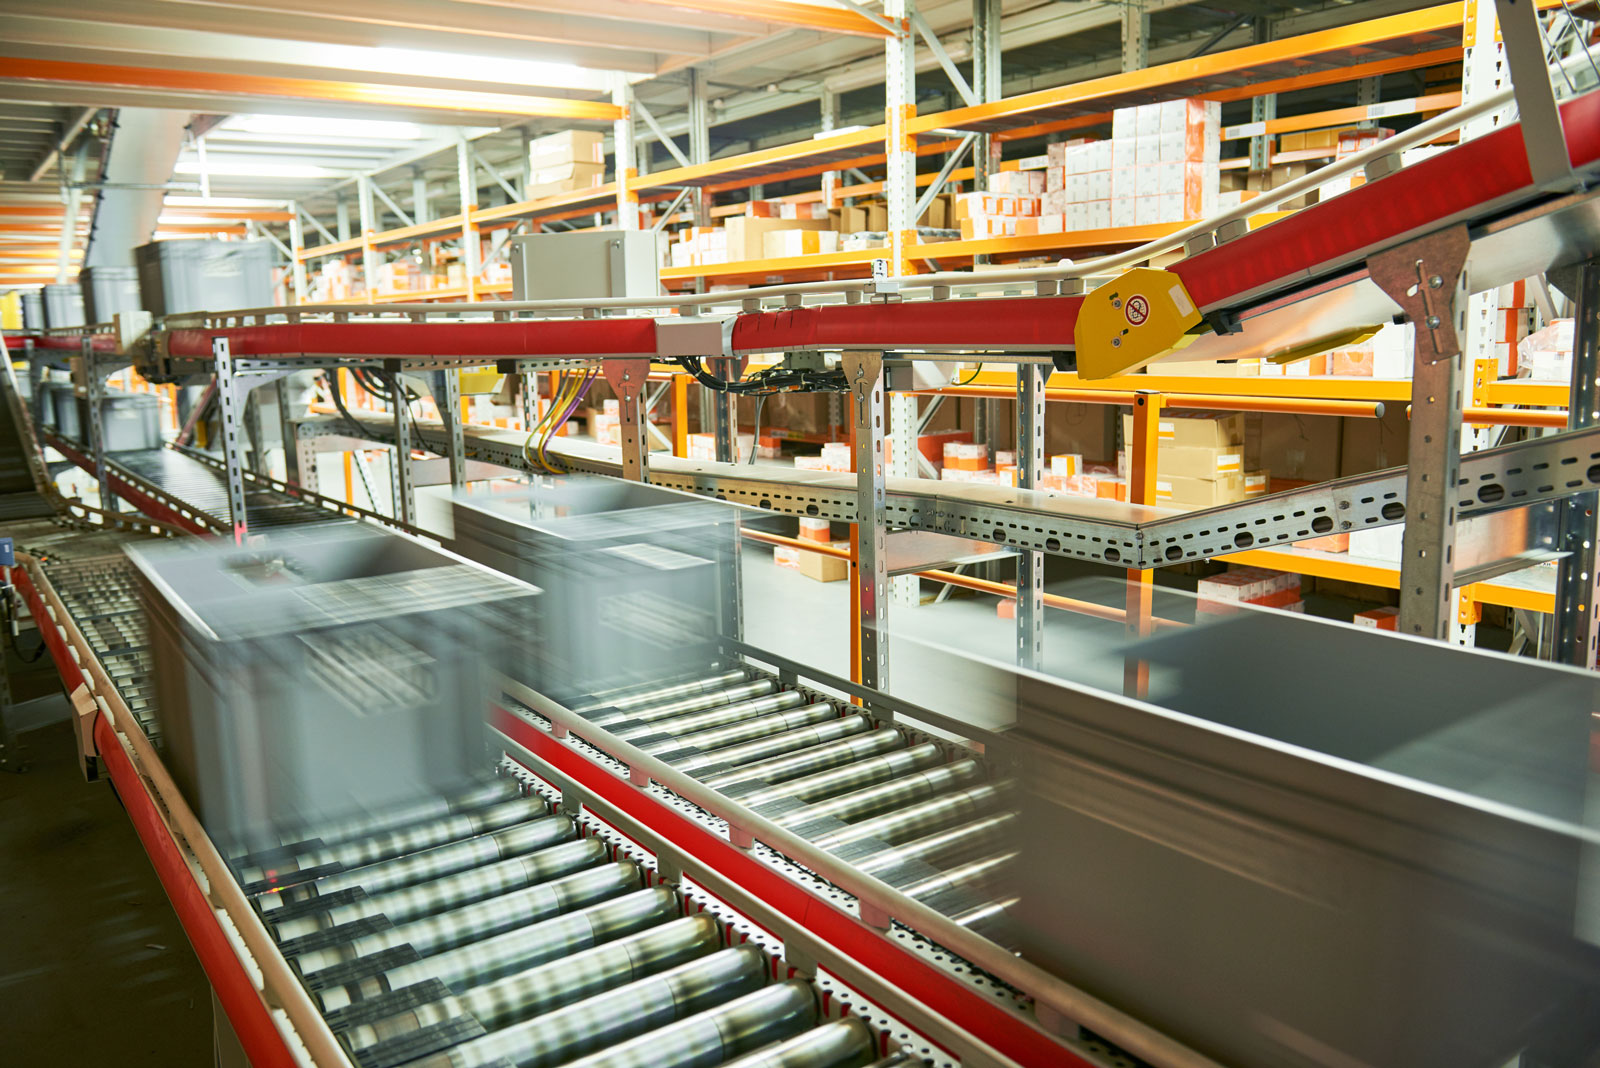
{"left": 1157, "top": 472, "right": 1246, "bottom": 507}
{"left": 798, "top": 517, "right": 832, "bottom": 543}
{"left": 1123, "top": 411, "right": 1244, "bottom": 450}
{"left": 840, "top": 203, "right": 888, "bottom": 233}
{"left": 1329, "top": 347, "right": 1375, "bottom": 376}
{"left": 762, "top": 229, "right": 841, "bottom": 259}
{"left": 797, "top": 541, "right": 850, "bottom": 583}
{"left": 1050, "top": 453, "right": 1082, "bottom": 476}
{"left": 1243, "top": 469, "right": 1269, "bottom": 497}
{"left": 1296, "top": 532, "right": 1350, "bottom": 553}
{"left": 1354, "top": 606, "right": 1399, "bottom": 631}
{"left": 1161, "top": 445, "right": 1244, "bottom": 480}
{"left": 528, "top": 130, "right": 605, "bottom": 167}
{"left": 527, "top": 160, "right": 605, "bottom": 199}
{"left": 725, "top": 216, "right": 832, "bottom": 262}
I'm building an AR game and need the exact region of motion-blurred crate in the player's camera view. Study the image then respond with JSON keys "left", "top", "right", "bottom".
{"left": 128, "top": 526, "right": 540, "bottom": 851}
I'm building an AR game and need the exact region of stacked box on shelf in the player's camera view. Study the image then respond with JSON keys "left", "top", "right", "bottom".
{"left": 1197, "top": 566, "right": 1304, "bottom": 616}
{"left": 688, "top": 432, "right": 756, "bottom": 462}
{"left": 954, "top": 189, "right": 1040, "bottom": 240}
{"left": 1354, "top": 606, "right": 1400, "bottom": 631}
{"left": 1121, "top": 411, "right": 1262, "bottom": 509}
{"left": 527, "top": 130, "right": 605, "bottom": 199}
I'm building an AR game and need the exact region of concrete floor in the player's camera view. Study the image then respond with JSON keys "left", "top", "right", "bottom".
{"left": 0, "top": 712, "right": 211, "bottom": 1066}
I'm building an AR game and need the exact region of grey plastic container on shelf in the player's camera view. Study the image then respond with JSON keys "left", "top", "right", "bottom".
{"left": 134, "top": 239, "right": 276, "bottom": 315}
{"left": 49, "top": 384, "right": 80, "bottom": 441}
{"left": 20, "top": 290, "right": 44, "bottom": 330}
{"left": 127, "top": 526, "right": 542, "bottom": 852}
{"left": 41, "top": 283, "right": 84, "bottom": 327}
{"left": 101, "top": 391, "right": 161, "bottom": 452}
{"left": 79, "top": 265, "right": 143, "bottom": 324}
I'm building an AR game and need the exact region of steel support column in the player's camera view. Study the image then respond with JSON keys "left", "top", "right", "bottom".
{"left": 287, "top": 204, "right": 307, "bottom": 305}
{"left": 456, "top": 138, "right": 480, "bottom": 301}
{"left": 388, "top": 374, "right": 415, "bottom": 526}
{"left": 615, "top": 76, "right": 639, "bottom": 231}
{"left": 276, "top": 376, "right": 299, "bottom": 485}
{"left": 211, "top": 337, "right": 250, "bottom": 543}
{"left": 1122, "top": 0, "right": 1149, "bottom": 72}
{"left": 412, "top": 167, "right": 431, "bottom": 225}
{"left": 712, "top": 361, "right": 739, "bottom": 463}
{"left": 1371, "top": 227, "right": 1470, "bottom": 640}
{"left": 971, "top": 0, "right": 1001, "bottom": 262}
{"left": 846, "top": 351, "right": 889, "bottom": 691}
{"left": 434, "top": 370, "right": 466, "bottom": 490}
{"left": 1016, "top": 364, "right": 1046, "bottom": 670}
{"left": 356, "top": 177, "right": 378, "bottom": 298}
{"left": 1249, "top": 18, "right": 1276, "bottom": 172}
{"left": 82, "top": 339, "right": 115, "bottom": 512}
{"left": 885, "top": 0, "right": 917, "bottom": 278}
{"left": 604, "top": 359, "right": 650, "bottom": 483}
{"left": 335, "top": 194, "right": 351, "bottom": 243}
{"left": 1554, "top": 261, "right": 1600, "bottom": 667}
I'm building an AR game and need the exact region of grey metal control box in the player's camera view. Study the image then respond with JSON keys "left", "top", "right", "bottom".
{"left": 129, "top": 527, "right": 542, "bottom": 851}
{"left": 510, "top": 231, "right": 661, "bottom": 302}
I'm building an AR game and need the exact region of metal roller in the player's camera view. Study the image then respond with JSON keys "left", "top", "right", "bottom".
{"left": 669, "top": 716, "right": 874, "bottom": 774}
{"left": 612, "top": 691, "right": 807, "bottom": 741}
{"left": 586, "top": 680, "right": 777, "bottom": 728}
{"left": 774, "top": 760, "right": 983, "bottom": 828}
{"left": 900, "top": 852, "right": 1015, "bottom": 902}
{"left": 410, "top": 946, "right": 770, "bottom": 1068}
{"left": 854, "top": 813, "right": 1018, "bottom": 877}
{"left": 570, "top": 670, "right": 748, "bottom": 714}
{"left": 317, "top": 886, "right": 681, "bottom": 1012}
{"left": 640, "top": 704, "right": 838, "bottom": 757}
{"left": 712, "top": 1018, "right": 878, "bottom": 1068}
{"left": 341, "top": 915, "right": 723, "bottom": 1052}
{"left": 811, "top": 783, "right": 1010, "bottom": 852}
{"left": 294, "top": 862, "right": 639, "bottom": 974}
{"left": 271, "top": 838, "right": 607, "bottom": 943}
{"left": 737, "top": 743, "right": 943, "bottom": 808}
{"left": 551, "top": 980, "right": 819, "bottom": 1068}
{"left": 257, "top": 815, "right": 574, "bottom": 913}
{"left": 232, "top": 778, "right": 523, "bottom": 861}
{"left": 699, "top": 730, "right": 906, "bottom": 791}
{"left": 239, "top": 796, "right": 550, "bottom": 889}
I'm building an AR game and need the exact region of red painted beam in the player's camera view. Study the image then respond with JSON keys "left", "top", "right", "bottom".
{"left": 492, "top": 706, "right": 1091, "bottom": 1068}
{"left": 12, "top": 565, "right": 87, "bottom": 694}
{"left": 94, "top": 715, "right": 300, "bottom": 1068}
{"left": 163, "top": 319, "right": 658, "bottom": 360}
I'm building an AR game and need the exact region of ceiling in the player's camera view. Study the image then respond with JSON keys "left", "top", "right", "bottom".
{"left": 0, "top": 0, "right": 1444, "bottom": 290}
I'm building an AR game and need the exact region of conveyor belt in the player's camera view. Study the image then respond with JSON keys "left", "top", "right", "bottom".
{"left": 45, "top": 431, "right": 347, "bottom": 535}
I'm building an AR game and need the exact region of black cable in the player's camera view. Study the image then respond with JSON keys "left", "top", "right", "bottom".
{"left": 748, "top": 395, "right": 766, "bottom": 464}
{"left": 674, "top": 356, "right": 849, "bottom": 397}
{"left": 2, "top": 590, "right": 47, "bottom": 664}
{"left": 324, "top": 373, "right": 382, "bottom": 441}
{"left": 957, "top": 362, "right": 985, "bottom": 386}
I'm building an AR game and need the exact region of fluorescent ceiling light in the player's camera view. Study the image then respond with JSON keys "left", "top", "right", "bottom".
{"left": 175, "top": 160, "right": 342, "bottom": 179}
{"left": 224, "top": 115, "right": 427, "bottom": 141}
{"left": 164, "top": 196, "right": 292, "bottom": 207}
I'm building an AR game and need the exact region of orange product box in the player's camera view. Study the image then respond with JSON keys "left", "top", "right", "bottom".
{"left": 943, "top": 442, "right": 989, "bottom": 471}
{"left": 1243, "top": 470, "right": 1269, "bottom": 497}
{"left": 798, "top": 517, "right": 832, "bottom": 543}
{"left": 1329, "top": 348, "right": 1375, "bottom": 376}
{"left": 794, "top": 455, "right": 829, "bottom": 471}
{"left": 1296, "top": 532, "right": 1350, "bottom": 553}
{"left": 1354, "top": 606, "right": 1399, "bottom": 631}
{"left": 997, "top": 598, "right": 1017, "bottom": 620}
{"left": 774, "top": 545, "right": 801, "bottom": 570}
{"left": 1015, "top": 217, "right": 1039, "bottom": 237}
{"left": 1050, "top": 453, "right": 1083, "bottom": 476}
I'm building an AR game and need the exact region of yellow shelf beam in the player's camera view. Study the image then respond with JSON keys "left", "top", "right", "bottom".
{"left": 1220, "top": 547, "right": 1553, "bottom": 612}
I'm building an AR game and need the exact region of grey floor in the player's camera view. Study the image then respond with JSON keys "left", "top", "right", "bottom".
{"left": 0, "top": 701, "right": 211, "bottom": 1066}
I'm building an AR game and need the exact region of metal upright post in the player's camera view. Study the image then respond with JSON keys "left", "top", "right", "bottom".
{"left": 276, "top": 376, "right": 299, "bottom": 485}
{"left": 517, "top": 361, "right": 539, "bottom": 433}
{"left": 413, "top": 167, "right": 431, "bottom": 224}
{"left": 456, "top": 138, "right": 480, "bottom": 301}
{"left": 434, "top": 370, "right": 466, "bottom": 490}
{"left": 1249, "top": 18, "right": 1276, "bottom": 172}
{"left": 388, "top": 372, "right": 416, "bottom": 526}
{"left": 820, "top": 89, "right": 841, "bottom": 209}
{"left": 356, "top": 177, "right": 379, "bottom": 298}
{"left": 884, "top": 0, "right": 916, "bottom": 279}
{"left": 1121, "top": 0, "right": 1148, "bottom": 72}
{"left": 604, "top": 360, "right": 650, "bottom": 482}
{"left": 1370, "top": 226, "right": 1470, "bottom": 640}
{"left": 82, "top": 338, "right": 115, "bottom": 512}
{"left": 287, "top": 203, "right": 307, "bottom": 305}
{"left": 845, "top": 351, "right": 889, "bottom": 691}
{"left": 712, "top": 364, "right": 739, "bottom": 463}
{"left": 1016, "top": 364, "right": 1046, "bottom": 670}
{"left": 614, "top": 76, "right": 639, "bottom": 231}
{"left": 24, "top": 340, "right": 42, "bottom": 436}
{"left": 1554, "top": 261, "right": 1600, "bottom": 667}
{"left": 1124, "top": 390, "right": 1161, "bottom": 696}
{"left": 335, "top": 193, "right": 351, "bottom": 243}
{"left": 211, "top": 337, "right": 250, "bottom": 543}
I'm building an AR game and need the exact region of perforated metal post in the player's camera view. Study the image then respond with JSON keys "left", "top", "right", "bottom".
{"left": 1554, "top": 261, "right": 1600, "bottom": 667}
{"left": 1370, "top": 226, "right": 1470, "bottom": 640}
{"left": 712, "top": 360, "right": 739, "bottom": 463}
{"left": 388, "top": 372, "right": 416, "bottom": 526}
{"left": 435, "top": 370, "right": 466, "bottom": 490}
{"left": 82, "top": 337, "right": 116, "bottom": 512}
{"left": 603, "top": 360, "right": 649, "bottom": 483}
{"left": 276, "top": 376, "right": 300, "bottom": 486}
{"left": 1016, "top": 364, "right": 1046, "bottom": 670}
{"left": 846, "top": 351, "right": 889, "bottom": 690}
{"left": 211, "top": 337, "right": 250, "bottom": 543}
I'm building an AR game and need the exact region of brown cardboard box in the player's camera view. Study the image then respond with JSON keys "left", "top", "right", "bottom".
{"left": 1122, "top": 411, "right": 1244, "bottom": 450}
{"left": 919, "top": 194, "right": 954, "bottom": 229}
{"left": 1161, "top": 444, "right": 1245, "bottom": 480}
{"left": 1158, "top": 472, "right": 1246, "bottom": 507}
{"left": 1247, "top": 162, "right": 1320, "bottom": 210}
{"left": 840, "top": 203, "right": 889, "bottom": 233}
{"left": 725, "top": 216, "right": 833, "bottom": 262}
{"left": 527, "top": 160, "right": 605, "bottom": 199}
{"left": 797, "top": 542, "right": 850, "bottom": 582}
{"left": 528, "top": 130, "right": 605, "bottom": 166}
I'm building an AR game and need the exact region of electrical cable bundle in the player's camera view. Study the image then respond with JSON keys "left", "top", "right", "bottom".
{"left": 522, "top": 369, "right": 597, "bottom": 474}
{"left": 674, "top": 356, "right": 848, "bottom": 396}
{"left": 322, "top": 372, "right": 381, "bottom": 442}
